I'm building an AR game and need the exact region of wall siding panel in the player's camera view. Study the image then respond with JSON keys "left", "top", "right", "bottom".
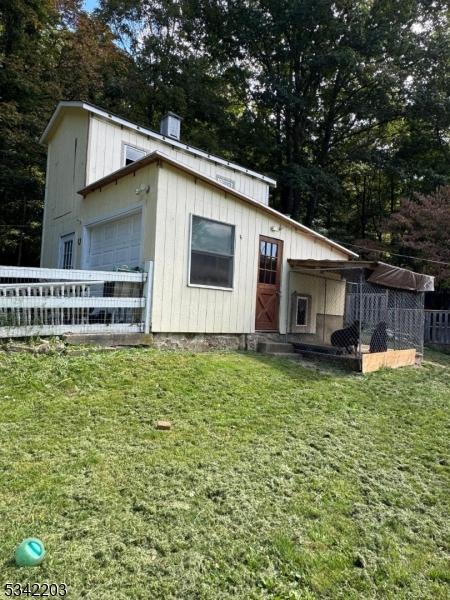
{"left": 151, "top": 164, "right": 348, "bottom": 334}
{"left": 41, "top": 109, "right": 89, "bottom": 268}
{"left": 87, "top": 116, "right": 271, "bottom": 206}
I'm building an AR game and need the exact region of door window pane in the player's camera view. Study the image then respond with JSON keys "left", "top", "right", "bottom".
{"left": 259, "top": 239, "right": 279, "bottom": 284}
{"left": 60, "top": 234, "right": 74, "bottom": 269}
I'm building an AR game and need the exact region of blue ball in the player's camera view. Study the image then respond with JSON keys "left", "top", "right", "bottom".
{"left": 15, "top": 538, "right": 46, "bottom": 567}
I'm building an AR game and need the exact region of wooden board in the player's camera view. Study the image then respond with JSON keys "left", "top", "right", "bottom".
{"left": 255, "top": 236, "right": 283, "bottom": 331}
{"left": 361, "top": 349, "right": 416, "bottom": 374}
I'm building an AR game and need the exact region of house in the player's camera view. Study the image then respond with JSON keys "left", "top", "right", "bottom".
{"left": 39, "top": 101, "right": 357, "bottom": 346}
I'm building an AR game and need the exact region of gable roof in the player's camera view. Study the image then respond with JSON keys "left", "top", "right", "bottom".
{"left": 78, "top": 150, "right": 357, "bottom": 259}
{"left": 40, "top": 101, "right": 277, "bottom": 187}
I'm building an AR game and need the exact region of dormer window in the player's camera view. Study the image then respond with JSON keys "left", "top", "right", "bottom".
{"left": 124, "top": 144, "right": 146, "bottom": 166}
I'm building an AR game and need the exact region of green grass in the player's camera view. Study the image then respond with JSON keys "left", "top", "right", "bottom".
{"left": 424, "top": 345, "right": 450, "bottom": 367}
{"left": 0, "top": 348, "right": 449, "bottom": 599}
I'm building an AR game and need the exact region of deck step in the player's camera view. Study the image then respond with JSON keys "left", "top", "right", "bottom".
{"left": 264, "top": 352, "right": 303, "bottom": 360}
{"left": 257, "top": 341, "right": 295, "bottom": 354}
{"left": 292, "top": 342, "right": 337, "bottom": 355}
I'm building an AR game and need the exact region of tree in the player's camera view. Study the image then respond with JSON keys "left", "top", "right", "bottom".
{"left": 0, "top": 0, "right": 59, "bottom": 265}
{"left": 0, "top": 0, "right": 140, "bottom": 265}
{"left": 124, "top": 0, "right": 448, "bottom": 234}
{"left": 1, "top": 0, "right": 449, "bottom": 268}
{"left": 388, "top": 186, "right": 450, "bottom": 287}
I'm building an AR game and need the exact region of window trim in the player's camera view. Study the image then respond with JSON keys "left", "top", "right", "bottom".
{"left": 122, "top": 142, "right": 147, "bottom": 167}
{"left": 290, "top": 292, "right": 312, "bottom": 333}
{"left": 59, "top": 232, "right": 75, "bottom": 269}
{"left": 188, "top": 214, "right": 236, "bottom": 291}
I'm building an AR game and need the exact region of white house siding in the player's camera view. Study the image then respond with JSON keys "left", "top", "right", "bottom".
{"left": 290, "top": 272, "right": 346, "bottom": 334}
{"left": 86, "top": 115, "right": 270, "bottom": 205}
{"left": 40, "top": 108, "right": 89, "bottom": 268}
{"left": 151, "top": 163, "right": 349, "bottom": 335}
{"left": 79, "top": 163, "right": 159, "bottom": 269}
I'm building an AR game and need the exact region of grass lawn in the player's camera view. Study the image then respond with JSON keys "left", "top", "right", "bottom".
{"left": 0, "top": 348, "right": 449, "bottom": 599}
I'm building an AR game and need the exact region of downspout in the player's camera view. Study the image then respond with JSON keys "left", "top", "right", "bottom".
{"left": 286, "top": 267, "right": 293, "bottom": 341}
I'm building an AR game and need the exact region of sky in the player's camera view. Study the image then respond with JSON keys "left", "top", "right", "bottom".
{"left": 83, "top": 0, "right": 99, "bottom": 12}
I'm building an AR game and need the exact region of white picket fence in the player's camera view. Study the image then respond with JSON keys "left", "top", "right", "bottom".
{"left": 0, "top": 262, "right": 153, "bottom": 338}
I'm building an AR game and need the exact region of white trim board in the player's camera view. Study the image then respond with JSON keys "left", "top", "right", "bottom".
{"left": 0, "top": 297, "right": 145, "bottom": 309}
{"left": 83, "top": 204, "right": 143, "bottom": 228}
{"left": 0, "top": 324, "right": 143, "bottom": 339}
{"left": 0, "top": 266, "right": 145, "bottom": 283}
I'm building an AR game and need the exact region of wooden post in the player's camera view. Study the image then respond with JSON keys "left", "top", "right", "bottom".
{"left": 358, "top": 273, "right": 363, "bottom": 363}
{"left": 143, "top": 261, "right": 154, "bottom": 334}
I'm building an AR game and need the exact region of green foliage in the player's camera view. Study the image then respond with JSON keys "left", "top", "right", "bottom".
{"left": 0, "top": 348, "right": 449, "bottom": 598}
{"left": 96, "top": 0, "right": 450, "bottom": 272}
{"left": 0, "top": 0, "right": 58, "bottom": 264}
{"left": 388, "top": 186, "right": 450, "bottom": 287}
{"left": 0, "top": 0, "right": 449, "bottom": 279}
{"left": 0, "top": 0, "right": 137, "bottom": 265}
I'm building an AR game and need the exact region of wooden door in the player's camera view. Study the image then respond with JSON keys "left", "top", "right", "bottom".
{"left": 255, "top": 236, "right": 283, "bottom": 331}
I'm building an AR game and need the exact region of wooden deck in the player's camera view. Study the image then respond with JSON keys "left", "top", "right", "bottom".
{"left": 361, "top": 348, "right": 416, "bottom": 373}
{"left": 292, "top": 342, "right": 417, "bottom": 373}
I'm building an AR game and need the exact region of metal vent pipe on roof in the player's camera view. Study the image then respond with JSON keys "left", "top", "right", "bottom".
{"left": 160, "top": 112, "right": 182, "bottom": 141}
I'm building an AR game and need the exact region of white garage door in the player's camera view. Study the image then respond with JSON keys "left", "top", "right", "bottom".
{"left": 87, "top": 212, "right": 142, "bottom": 271}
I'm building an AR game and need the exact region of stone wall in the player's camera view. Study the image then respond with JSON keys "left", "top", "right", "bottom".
{"left": 150, "top": 332, "right": 247, "bottom": 351}
{"left": 63, "top": 331, "right": 330, "bottom": 352}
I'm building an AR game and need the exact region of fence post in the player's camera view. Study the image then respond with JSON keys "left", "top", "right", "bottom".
{"left": 358, "top": 272, "right": 363, "bottom": 360}
{"left": 143, "top": 261, "right": 154, "bottom": 335}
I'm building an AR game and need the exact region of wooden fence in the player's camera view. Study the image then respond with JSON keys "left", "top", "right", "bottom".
{"left": 424, "top": 310, "right": 450, "bottom": 345}
{"left": 0, "top": 262, "right": 153, "bottom": 338}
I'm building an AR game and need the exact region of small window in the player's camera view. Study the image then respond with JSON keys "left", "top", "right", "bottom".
{"left": 216, "top": 174, "right": 235, "bottom": 189}
{"left": 59, "top": 233, "right": 74, "bottom": 269}
{"left": 124, "top": 144, "right": 146, "bottom": 166}
{"left": 296, "top": 296, "right": 309, "bottom": 326}
{"left": 190, "top": 215, "right": 235, "bottom": 288}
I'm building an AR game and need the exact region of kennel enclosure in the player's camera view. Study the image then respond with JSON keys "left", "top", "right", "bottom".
{"left": 286, "top": 260, "right": 434, "bottom": 372}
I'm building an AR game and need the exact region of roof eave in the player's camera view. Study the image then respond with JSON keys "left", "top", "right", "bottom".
{"left": 78, "top": 150, "right": 356, "bottom": 259}
{"left": 39, "top": 101, "right": 87, "bottom": 144}
{"left": 40, "top": 101, "right": 277, "bottom": 186}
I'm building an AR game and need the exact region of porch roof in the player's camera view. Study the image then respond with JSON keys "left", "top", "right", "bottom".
{"left": 287, "top": 259, "right": 434, "bottom": 292}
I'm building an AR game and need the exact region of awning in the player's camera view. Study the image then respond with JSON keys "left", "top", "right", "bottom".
{"left": 367, "top": 262, "right": 434, "bottom": 292}
{"left": 287, "top": 259, "right": 434, "bottom": 292}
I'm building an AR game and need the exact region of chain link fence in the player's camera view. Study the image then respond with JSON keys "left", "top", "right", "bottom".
{"left": 345, "top": 278, "right": 425, "bottom": 357}
{"left": 290, "top": 268, "right": 425, "bottom": 360}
